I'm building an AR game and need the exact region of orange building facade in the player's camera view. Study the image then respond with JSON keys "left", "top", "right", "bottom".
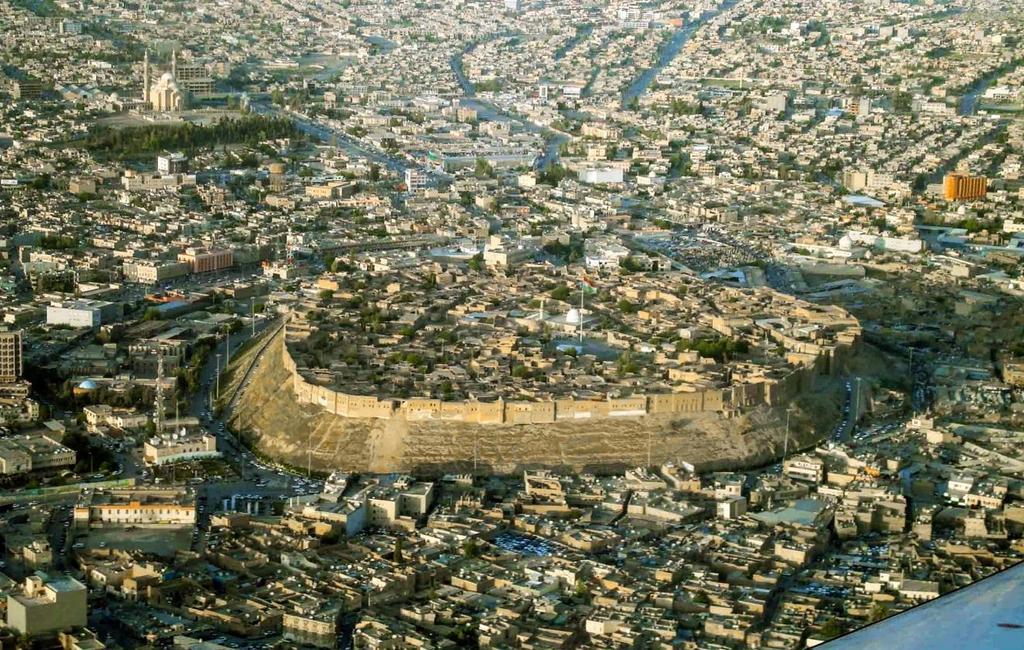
{"left": 943, "top": 172, "right": 987, "bottom": 201}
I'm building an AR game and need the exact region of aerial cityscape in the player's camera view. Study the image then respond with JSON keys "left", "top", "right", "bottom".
{"left": 1, "top": 0, "right": 1023, "bottom": 648}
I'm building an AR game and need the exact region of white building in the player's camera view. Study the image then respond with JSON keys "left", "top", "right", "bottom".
{"left": 143, "top": 431, "right": 219, "bottom": 466}
{"left": 584, "top": 240, "right": 630, "bottom": 270}
{"left": 783, "top": 454, "right": 826, "bottom": 483}
{"left": 157, "top": 152, "right": 188, "bottom": 174}
{"left": 404, "top": 168, "right": 427, "bottom": 194}
{"left": 46, "top": 299, "right": 122, "bottom": 328}
{"left": 579, "top": 167, "right": 624, "bottom": 185}
{"left": 717, "top": 496, "right": 747, "bottom": 519}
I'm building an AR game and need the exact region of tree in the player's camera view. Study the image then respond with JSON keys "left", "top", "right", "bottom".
{"left": 474, "top": 158, "right": 494, "bottom": 179}
{"left": 869, "top": 603, "right": 891, "bottom": 622}
{"left": 467, "top": 254, "right": 484, "bottom": 272}
{"left": 539, "top": 163, "right": 567, "bottom": 186}
{"left": 676, "top": 336, "right": 749, "bottom": 362}
{"left": 892, "top": 91, "right": 913, "bottom": 113}
{"left": 81, "top": 116, "right": 298, "bottom": 158}
{"left": 820, "top": 618, "right": 842, "bottom": 639}
{"left": 617, "top": 350, "right": 639, "bottom": 375}
{"left": 573, "top": 579, "right": 592, "bottom": 603}
{"left": 143, "top": 307, "right": 162, "bottom": 321}
{"left": 462, "top": 538, "right": 481, "bottom": 558}
{"left": 550, "top": 285, "right": 571, "bottom": 301}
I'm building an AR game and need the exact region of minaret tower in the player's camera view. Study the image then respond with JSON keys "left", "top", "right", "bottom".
{"left": 171, "top": 49, "right": 178, "bottom": 77}
{"left": 143, "top": 50, "right": 150, "bottom": 105}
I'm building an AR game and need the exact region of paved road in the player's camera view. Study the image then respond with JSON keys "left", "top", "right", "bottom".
{"left": 195, "top": 323, "right": 321, "bottom": 464}
{"left": 621, "top": 0, "right": 740, "bottom": 107}
{"left": 450, "top": 45, "right": 568, "bottom": 170}
{"left": 251, "top": 102, "right": 413, "bottom": 175}
{"left": 181, "top": 317, "right": 324, "bottom": 549}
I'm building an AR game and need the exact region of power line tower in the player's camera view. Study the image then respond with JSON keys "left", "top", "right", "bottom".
{"left": 155, "top": 352, "right": 165, "bottom": 435}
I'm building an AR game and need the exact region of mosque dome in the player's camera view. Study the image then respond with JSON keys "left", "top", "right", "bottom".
{"left": 566, "top": 308, "right": 582, "bottom": 324}
{"left": 77, "top": 379, "right": 98, "bottom": 391}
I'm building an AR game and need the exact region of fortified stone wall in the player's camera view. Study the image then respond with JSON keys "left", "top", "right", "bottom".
{"left": 276, "top": 328, "right": 853, "bottom": 425}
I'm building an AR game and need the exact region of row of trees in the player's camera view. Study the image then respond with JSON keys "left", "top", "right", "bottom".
{"left": 82, "top": 116, "right": 298, "bottom": 157}
{"left": 676, "top": 336, "right": 751, "bottom": 362}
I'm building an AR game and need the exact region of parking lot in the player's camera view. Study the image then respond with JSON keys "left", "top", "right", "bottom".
{"left": 74, "top": 527, "right": 192, "bottom": 559}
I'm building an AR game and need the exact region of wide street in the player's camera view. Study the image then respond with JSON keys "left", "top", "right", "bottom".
{"left": 183, "top": 315, "right": 324, "bottom": 547}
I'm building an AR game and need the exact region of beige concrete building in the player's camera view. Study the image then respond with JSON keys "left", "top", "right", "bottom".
{"left": 6, "top": 575, "right": 87, "bottom": 637}
{"left": 283, "top": 598, "right": 342, "bottom": 649}
{"left": 178, "top": 247, "right": 233, "bottom": 274}
{"left": 122, "top": 260, "right": 191, "bottom": 285}
{"left": 143, "top": 432, "right": 219, "bottom": 466}
{"left": 0, "top": 329, "right": 23, "bottom": 382}
{"left": 74, "top": 488, "right": 196, "bottom": 527}
{"left": 0, "top": 433, "right": 76, "bottom": 475}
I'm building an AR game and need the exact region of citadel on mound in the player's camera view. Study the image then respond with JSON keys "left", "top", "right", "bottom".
{"left": 273, "top": 265, "right": 862, "bottom": 426}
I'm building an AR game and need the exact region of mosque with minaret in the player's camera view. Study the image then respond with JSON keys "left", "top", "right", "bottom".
{"left": 141, "top": 50, "right": 190, "bottom": 112}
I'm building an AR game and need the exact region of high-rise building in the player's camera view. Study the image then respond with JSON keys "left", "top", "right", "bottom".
{"left": 9, "top": 77, "right": 43, "bottom": 99}
{"left": 943, "top": 172, "right": 987, "bottom": 201}
{"left": 173, "top": 60, "right": 216, "bottom": 96}
{"left": 841, "top": 170, "right": 868, "bottom": 192}
{"left": 0, "top": 330, "right": 23, "bottom": 382}
{"left": 0, "top": 330, "right": 31, "bottom": 414}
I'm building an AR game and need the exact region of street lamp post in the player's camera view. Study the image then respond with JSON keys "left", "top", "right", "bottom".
{"left": 783, "top": 407, "right": 792, "bottom": 460}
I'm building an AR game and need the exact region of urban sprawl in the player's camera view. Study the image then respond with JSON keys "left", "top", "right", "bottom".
{"left": 1, "top": 0, "right": 1024, "bottom": 649}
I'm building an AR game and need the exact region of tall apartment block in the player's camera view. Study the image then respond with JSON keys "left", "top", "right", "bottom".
{"left": 943, "top": 172, "right": 987, "bottom": 201}
{"left": 0, "top": 330, "right": 22, "bottom": 383}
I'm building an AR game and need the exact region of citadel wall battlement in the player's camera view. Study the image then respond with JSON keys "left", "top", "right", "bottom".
{"left": 276, "top": 327, "right": 858, "bottom": 425}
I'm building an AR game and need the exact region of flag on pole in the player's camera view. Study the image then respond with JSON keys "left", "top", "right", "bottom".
{"left": 580, "top": 275, "right": 597, "bottom": 293}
